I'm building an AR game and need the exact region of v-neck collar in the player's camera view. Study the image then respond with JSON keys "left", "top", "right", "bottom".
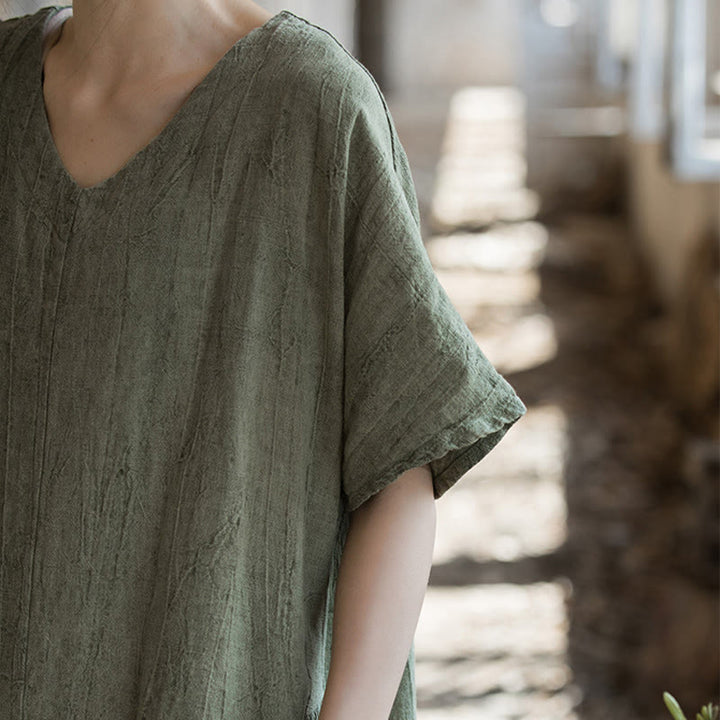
{"left": 22, "top": 4, "right": 293, "bottom": 205}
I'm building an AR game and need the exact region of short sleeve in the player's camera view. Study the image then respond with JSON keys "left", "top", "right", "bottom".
{"left": 340, "top": 79, "right": 528, "bottom": 513}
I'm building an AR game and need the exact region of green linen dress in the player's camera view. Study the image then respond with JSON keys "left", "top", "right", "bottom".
{"left": 0, "top": 4, "right": 528, "bottom": 719}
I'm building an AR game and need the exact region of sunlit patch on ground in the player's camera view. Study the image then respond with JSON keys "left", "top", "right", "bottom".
{"left": 416, "top": 584, "right": 581, "bottom": 720}
{"left": 431, "top": 404, "right": 569, "bottom": 566}
{"left": 429, "top": 86, "right": 541, "bottom": 232}
{"left": 410, "top": 82, "right": 581, "bottom": 719}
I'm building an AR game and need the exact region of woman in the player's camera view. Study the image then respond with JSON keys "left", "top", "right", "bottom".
{"left": 0, "top": 1, "right": 527, "bottom": 718}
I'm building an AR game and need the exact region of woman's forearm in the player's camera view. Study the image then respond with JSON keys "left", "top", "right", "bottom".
{"left": 318, "top": 464, "right": 437, "bottom": 720}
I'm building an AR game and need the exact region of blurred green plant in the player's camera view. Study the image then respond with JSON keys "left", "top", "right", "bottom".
{"left": 663, "top": 692, "right": 719, "bottom": 720}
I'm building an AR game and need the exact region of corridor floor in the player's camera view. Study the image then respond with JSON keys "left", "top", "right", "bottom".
{"left": 388, "top": 86, "right": 691, "bottom": 720}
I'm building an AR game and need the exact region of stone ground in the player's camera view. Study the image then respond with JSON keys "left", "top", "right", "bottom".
{"left": 386, "top": 87, "right": 718, "bottom": 720}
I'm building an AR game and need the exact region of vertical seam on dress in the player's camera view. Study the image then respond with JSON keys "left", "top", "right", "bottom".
{"left": 19, "top": 223, "right": 70, "bottom": 719}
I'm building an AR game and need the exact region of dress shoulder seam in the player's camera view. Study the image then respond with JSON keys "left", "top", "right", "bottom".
{"left": 284, "top": 11, "right": 397, "bottom": 174}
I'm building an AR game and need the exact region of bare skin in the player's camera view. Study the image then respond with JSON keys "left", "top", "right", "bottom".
{"left": 41, "top": 0, "right": 274, "bottom": 188}
{"left": 319, "top": 464, "right": 437, "bottom": 720}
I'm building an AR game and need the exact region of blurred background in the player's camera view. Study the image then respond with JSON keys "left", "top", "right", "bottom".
{"left": 5, "top": 1, "right": 719, "bottom": 719}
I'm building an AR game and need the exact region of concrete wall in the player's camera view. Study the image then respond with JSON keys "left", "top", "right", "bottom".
{"left": 384, "top": 0, "right": 521, "bottom": 95}
{"left": 627, "top": 141, "right": 720, "bottom": 310}
{"left": 627, "top": 140, "right": 720, "bottom": 438}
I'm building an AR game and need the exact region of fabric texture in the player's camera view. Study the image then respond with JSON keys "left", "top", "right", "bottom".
{"left": 0, "top": 5, "right": 527, "bottom": 719}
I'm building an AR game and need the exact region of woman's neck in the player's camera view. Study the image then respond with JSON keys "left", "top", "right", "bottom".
{"left": 44, "top": 1, "right": 272, "bottom": 89}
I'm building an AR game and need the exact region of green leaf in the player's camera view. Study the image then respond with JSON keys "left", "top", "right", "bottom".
{"left": 664, "top": 692, "right": 688, "bottom": 720}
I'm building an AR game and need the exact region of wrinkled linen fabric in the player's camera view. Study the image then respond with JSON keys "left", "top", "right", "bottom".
{"left": 0, "top": 5, "right": 528, "bottom": 719}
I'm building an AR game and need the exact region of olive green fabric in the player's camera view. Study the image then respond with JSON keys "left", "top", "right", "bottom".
{"left": 0, "top": 4, "right": 527, "bottom": 719}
